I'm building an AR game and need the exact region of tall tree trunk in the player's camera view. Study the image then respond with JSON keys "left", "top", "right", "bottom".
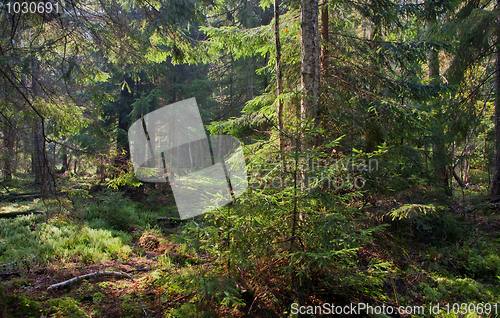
{"left": 428, "top": 16, "right": 450, "bottom": 195}
{"left": 3, "top": 123, "right": 17, "bottom": 181}
{"left": 320, "top": 5, "right": 329, "bottom": 74}
{"left": 300, "top": 0, "right": 321, "bottom": 149}
{"left": 117, "top": 76, "right": 134, "bottom": 162}
{"left": 491, "top": 12, "right": 500, "bottom": 197}
{"left": 31, "top": 59, "right": 52, "bottom": 198}
{"left": 32, "top": 128, "right": 41, "bottom": 183}
{"left": 275, "top": 0, "right": 284, "bottom": 155}
{"left": 246, "top": 0, "right": 254, "bottom": 101}
{"left": 60, "top": 142, "right": 68, "bottom": 173}
{"left": 365, "top": 15, "right": 384, "bottom": 152}
{"left": 33, "top": 120, "right": 52, "bottom": 197}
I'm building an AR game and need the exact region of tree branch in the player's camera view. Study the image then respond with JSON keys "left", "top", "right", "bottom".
{"left": 48, "top": 270, "right": 133, "bottom": 290}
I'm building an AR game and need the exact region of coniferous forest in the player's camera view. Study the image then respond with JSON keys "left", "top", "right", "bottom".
{"left": 1, "top": 0, "right": 500, "bottom": 317}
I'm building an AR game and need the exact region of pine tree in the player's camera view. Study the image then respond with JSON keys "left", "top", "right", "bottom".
{"left": 300, "top": 0, "right": 321, "bottom": 148}
{"left": 491, "top": 0, "right": 500, "bottom": 197}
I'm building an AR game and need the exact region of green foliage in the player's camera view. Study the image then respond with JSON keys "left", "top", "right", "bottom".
{"left": 84, "top": 194, "right": 151, "bottom": 232}
{"left": 442, "top": 236, "right": 500, "bottom": 282}
{"left": 0, "top": 211, "right": 132, "bottom": 266}
{"left": 106, "top": 167, "right": 143, "bottom": 190}
{"left": 0, "top": 214, "right": 45, "bottom": 265}
{"left": 119, "top": 293, "right": 144, "bottom": 317}
{"left": 2, "top": 294, "right": 43, "bottom": 318}
{"left": 389, "top": 206, "right": 464, "bottom": 247}
{"left": 388, "top": 203, "right": 441, "bottom": 221}
{"left": 40, "top": 222, "right": 132, "bottom": 264}
{"left": 160, "top": 135, "right": 393, "bottom": 314}
{"left": 165, "top": 302, "right": 203, "bottom": 318}
{"left": 45, "top": 297, "right": 90, "bottom": 318}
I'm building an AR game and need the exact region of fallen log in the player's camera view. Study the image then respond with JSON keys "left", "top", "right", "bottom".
{"left": 48, "top": 270, "right": 133, "bottom": 290}
{"left": 0, "top": 271, "right": 20, "bottom": 277}
{"left": 0, "top": 210, "right": 44, "bottom": 219}
{"left": 0, "top": 257, "right": 35, "bottom": 271}
{"left": 156, "top": 217, "right": 185, "bottom": 228}
{"left": 0, "top": 193, "right": 40, "bottom": 202}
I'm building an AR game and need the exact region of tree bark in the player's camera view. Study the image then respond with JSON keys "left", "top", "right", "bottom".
{"left": 48, "top": 271, "right": 132, "bottom": 290}
{"left": 275, "top": 0, "right": 284, "bottom": 156}
{"left": 428, "top": 14, "right": 451, "bottom": 195}
{"left": 320, "top": 4, "right": 329, "bottom": 74}
{"left": 32, "top": 125, "right": 41, "bottom": 183}
{"left": 61, "top": 141, "right": 68, "bottom": 173}
{"left": 300, "top": 0, "right": 321, "bottom": 149}
{"left": 246, "top": 0, "right": 254, "bottom": 101}
{"left": 3, "top": 123, "right": 17, "bottom": 181}
{"left": 0, "top": 210, "right": 44, "bottom": 218}
{"left": 491, "top": 11, "right": 500, "bottom": 197}
{"left": 31, "top": 59, "right": 52, "bottom": 198}
{"left": 365, "top": 14, "right": 384, "bottom": 152}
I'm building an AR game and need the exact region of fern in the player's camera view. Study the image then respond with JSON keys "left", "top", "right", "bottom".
{"left": 387, "top": 203, "right": 442, "bottom": 221}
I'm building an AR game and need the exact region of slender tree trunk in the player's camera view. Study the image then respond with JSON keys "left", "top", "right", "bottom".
{"left": 275, "top": 0, "right": 284, "bottom": 156}
{"left": 246, "top": 0, "right": 254, "bottom": 101}
{"left": 320, "top": 5, "right": 329, "bottom": 74}
{"left": 491, "top": 17, "right": 500, "bottom": 196}
{"left": 32, "top": 126, "right": 41, "bottom": 183}
{"left": 33, "top": 120, "right": 52, "bottom": 197}
{"left": 61, "top": 142, "right": 68, "bottom": 173}
{"left": 31, "top": 60, "right": 52, "bottom": 197}
{"left": 116, "top": 76, "right": 134, "bottom": 164}
{"left": 300, "top": 0, "right": 321, "bottom": 148}
{"left": 428, "top": 17, "right": 450, "bottom": 195}
{"left": 426, "top": 0, "right": 449, "bottom": 194}
{"left": 229, "top": 54, "right": 234, "bottom": 117}
{"left": 3, "top": 123, "right": 17, "bottom": 181}
{"left": 30, "top": 61, "right": 41, "bottom": 182}
{"left": 365, "top": 15, "right": 384, "bottom": 152}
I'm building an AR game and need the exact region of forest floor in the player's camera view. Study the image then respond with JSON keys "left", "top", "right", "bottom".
{"left": 1, "top": 171, "right": 500, "bottom": 318}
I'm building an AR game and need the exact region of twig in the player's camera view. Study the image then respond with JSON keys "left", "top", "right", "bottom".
{"left": 48, "top": 270, "right": 133, "bottom": 290}
{"left": 248, "top": 290, "right": 269, "bottom": 315}
{"left": 387, "top": 269, "right": 400, "bottom": 307}
{"left": 0, "top": 182, "right": 11, "bottom": 194}
{"left": 166, "top": 291, "right": 196, "bottom": 306}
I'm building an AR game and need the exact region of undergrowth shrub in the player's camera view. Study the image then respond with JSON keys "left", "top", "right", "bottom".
{"left": 387, "top": 204, "right": 464, "bottom": 246}
{"left": 0, "top": 214, "right": 44, "bottom": 265}
{"left": 466, "top": 253, "right": 500, "bottom": 279}
{"left": 2, "top": 294, "right": 43, "bottom": 318}
{"left": 45, "top": 297, "right": 90, "bottom": 318}
{"left": 84, "top": 194, "right": 152, "bottom": 231}
{"left": 449, "top": 237, "right": 500, "bottom": 281}
{"left": 160, "top": 139, "right": 393, "bottom": 315}
{"left": 412, "top": 212, "right": 464, "bottom": 245}
{"left": 364, "top": 144, "right": 426, "bottom": 193}
{"left": 39, "top": 222, "right": 131, "bottom": 263}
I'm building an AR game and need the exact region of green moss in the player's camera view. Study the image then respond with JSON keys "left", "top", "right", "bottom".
{"left": 45, "top": 297, "right": 90, "bottom": 318}
{"left": 8, "top": 278, "right": 34, "bottom": 289}
{"left": 2, "top": 295, "right": 43, "bottom": 318}
{"left": 119, "top": 294, "right": 143, "bottom": 317}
